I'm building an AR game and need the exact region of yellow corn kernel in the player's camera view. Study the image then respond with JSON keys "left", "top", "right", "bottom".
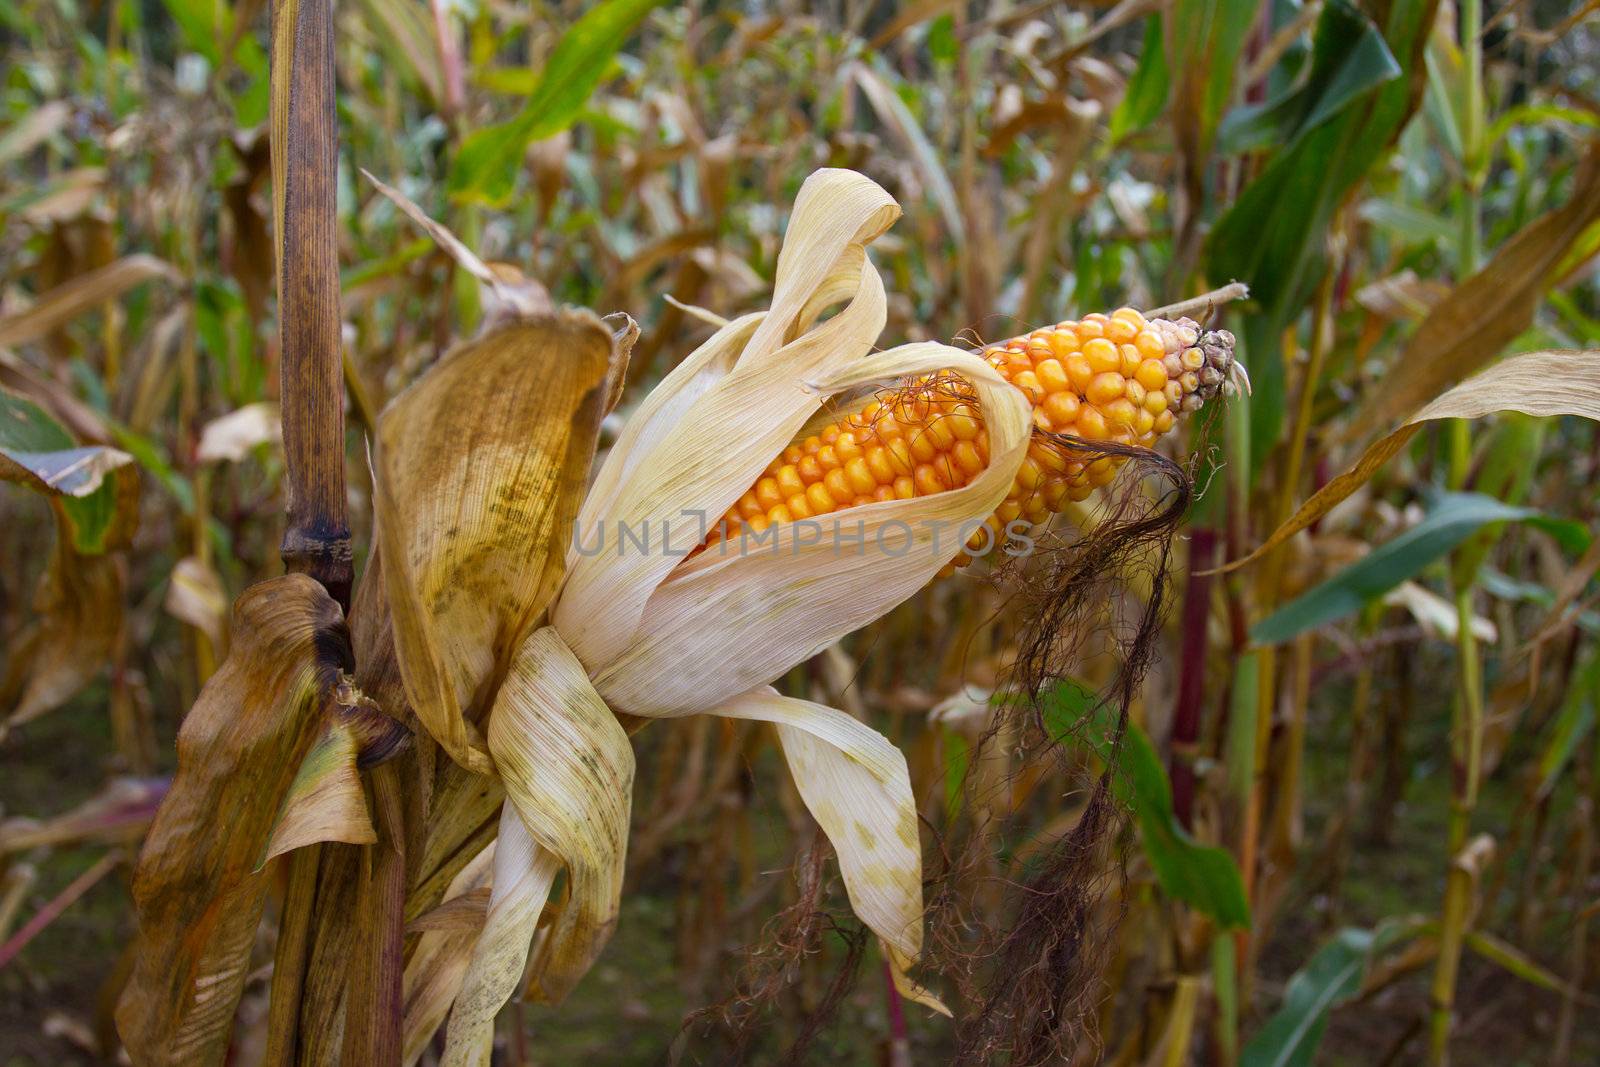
{"left": 699, "top": 310, "right": 1238, "bottom": 569}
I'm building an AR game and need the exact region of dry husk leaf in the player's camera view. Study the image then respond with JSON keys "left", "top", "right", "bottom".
{"left": 164, "top": 555, "right": 229, "bottom": 653}
{"left": 402, "top": 845, "right": 495, "bottom": 1067}
{"left": 0, "top": 254, "right": 178, "bottom": 349}
{"left": 374, "top": 310, "right": 621, "bottom": 773}
{"left": 443, "top": 628, "right": 632, "bottom": 1065}
{"left": 714, "top": 686, "right": 950, "bottom": 1013}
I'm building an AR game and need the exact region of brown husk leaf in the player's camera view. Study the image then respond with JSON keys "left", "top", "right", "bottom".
{"left": 374, "top": 309, "right": 623, "bottom": 773}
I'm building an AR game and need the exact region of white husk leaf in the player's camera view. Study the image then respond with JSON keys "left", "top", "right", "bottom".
{"left": 441, "top": 811, "right": 559, "bottom": 1067}
{"left": 715, "top": 686, "right": 950, "bottom": 1014}
{"left": 576, "top": 312, "right": 762, "bottom": 528}
{"left": 441, "top": 627, "right": 634, "bottom": 1064}
{"left": 403, "top": 844, "right": 495, "bottom": 1067}
{"left": 591, "top": 342, "right": 1031, "bottom": 718}
{"left": 555, "top": 169, "right": 900, "bottom": 670}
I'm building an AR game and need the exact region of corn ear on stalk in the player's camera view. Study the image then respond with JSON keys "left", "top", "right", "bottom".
{"left": 702, "top": 308, "right": 1240, "bottom": 566}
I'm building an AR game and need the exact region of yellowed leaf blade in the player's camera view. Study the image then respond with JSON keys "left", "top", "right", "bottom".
{"left": 258, "top": 709, "right": 379, "bottom": 868}
{"left": 1346, "top": 142, "right": 1600, "bottom": 441}
{"left": 374, "top": 311, "right": 618, "bottom": 773}
{"left": 0, "top": 254, "right": 178, "bottom": 349}
{"left": 1220, "top": 349, "right": 1600, "bottom": 574}
{"left": 116, "top": 575, "right": 354, "bottom": 1067}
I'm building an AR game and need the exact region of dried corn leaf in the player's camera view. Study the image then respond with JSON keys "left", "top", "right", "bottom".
{"left": 0, "top": 101, "right": 71, "bottom": 166}
{"left": 164, "top": 556, "right": 229, "bottom": 652}
{"left": 1, "top": 530, "right": 121, "bottom": 733}
{"left": 374, "top": 310, "right": 620, "bottom": 773}
{"left": 117, "top": 575, "right": 377, "bottom": 1067}
{"left": 1223, "top": 349, "right": 1600, "bottom": 574}
{"left": 0, "top": 775, "right": 167, "bottom": 853}
{"left": 1347, "top": 142, "right": 1600, "bottom": 441}
{"left": 258, "top": 690, "right": 394, "bottom": 866}
{"left": 364, "top": 169, "right": 551, "bottom": 319}
{"left": 0, "top": 254, "right": 178, "bottom": 349}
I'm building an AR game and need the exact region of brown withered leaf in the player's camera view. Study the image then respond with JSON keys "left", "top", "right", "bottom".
{"left": 116, "top": 575, "right": 392, "bottom": 1067}
{"left": 1, "top": 529, "right": 122, "bottom": 734}
{"left": 374, "top": 310, "right": 623, "bottom": 773}
{"left": 1347, "top": 141, "right": 1600, "bottom": 441}
{"left": 0, "top": 254, "right": 179, "bottom": 349}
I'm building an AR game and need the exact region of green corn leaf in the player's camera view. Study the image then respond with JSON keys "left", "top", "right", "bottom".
{"left": 1208, "top": 0, "right": 1434, "bottom": 461}
{"left": 1036, "top": 681, "right": 1251, "bottom": 928}
{"left": 448, "top": 0, "right": 666, "bottom": 205}
{"left": 1252, "top": 491, "right": 1589, "bottom": 645}
{"left": 0, "top": 390, "right": 138, "bottom": 554}
{"left": 1109, "top": 15, "right": 1169, "bottom": 144}
{"left": 1220, "top": 0, "right": 1400, "bottom": 155}
{"left": 1242, "top": 927, "right": 1378, "bottom": 1067}
{"left": 1532, "top": 652, "right": 1599, "bottom": 800}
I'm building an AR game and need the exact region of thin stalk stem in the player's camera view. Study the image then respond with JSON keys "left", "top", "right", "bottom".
{"left": 1241, "top": 265, "right": 1335, "bottom": 989}
{"left": 1430, "top": 18, "right": 1487, "bottom": 1045}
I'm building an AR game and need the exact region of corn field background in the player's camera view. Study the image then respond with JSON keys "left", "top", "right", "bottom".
{"left": 2, "top": 0, "right": 1600, "bottom": 1063}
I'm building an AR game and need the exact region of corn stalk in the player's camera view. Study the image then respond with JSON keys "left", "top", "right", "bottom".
{"left": 264, "top": 0, "right": 399, "bottom": 1061}
{"left": 1428, "top": 0, "right": 1489, "bottom": 1058}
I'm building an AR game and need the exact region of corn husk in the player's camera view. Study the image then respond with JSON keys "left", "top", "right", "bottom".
{"left": 435, "top": 171, "right": 1024, "bottom": 1060}
{"left": 374, "top": 310, "right": 621, "bottom": 772}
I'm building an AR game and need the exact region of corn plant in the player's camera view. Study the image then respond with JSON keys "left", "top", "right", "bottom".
{"left": 2, "top": 0, "right": 1599, "bottom": 1065}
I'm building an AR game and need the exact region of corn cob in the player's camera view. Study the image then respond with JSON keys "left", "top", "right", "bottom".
{"left": 700, "top": 308, "right": 1239, "bottom": 567}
